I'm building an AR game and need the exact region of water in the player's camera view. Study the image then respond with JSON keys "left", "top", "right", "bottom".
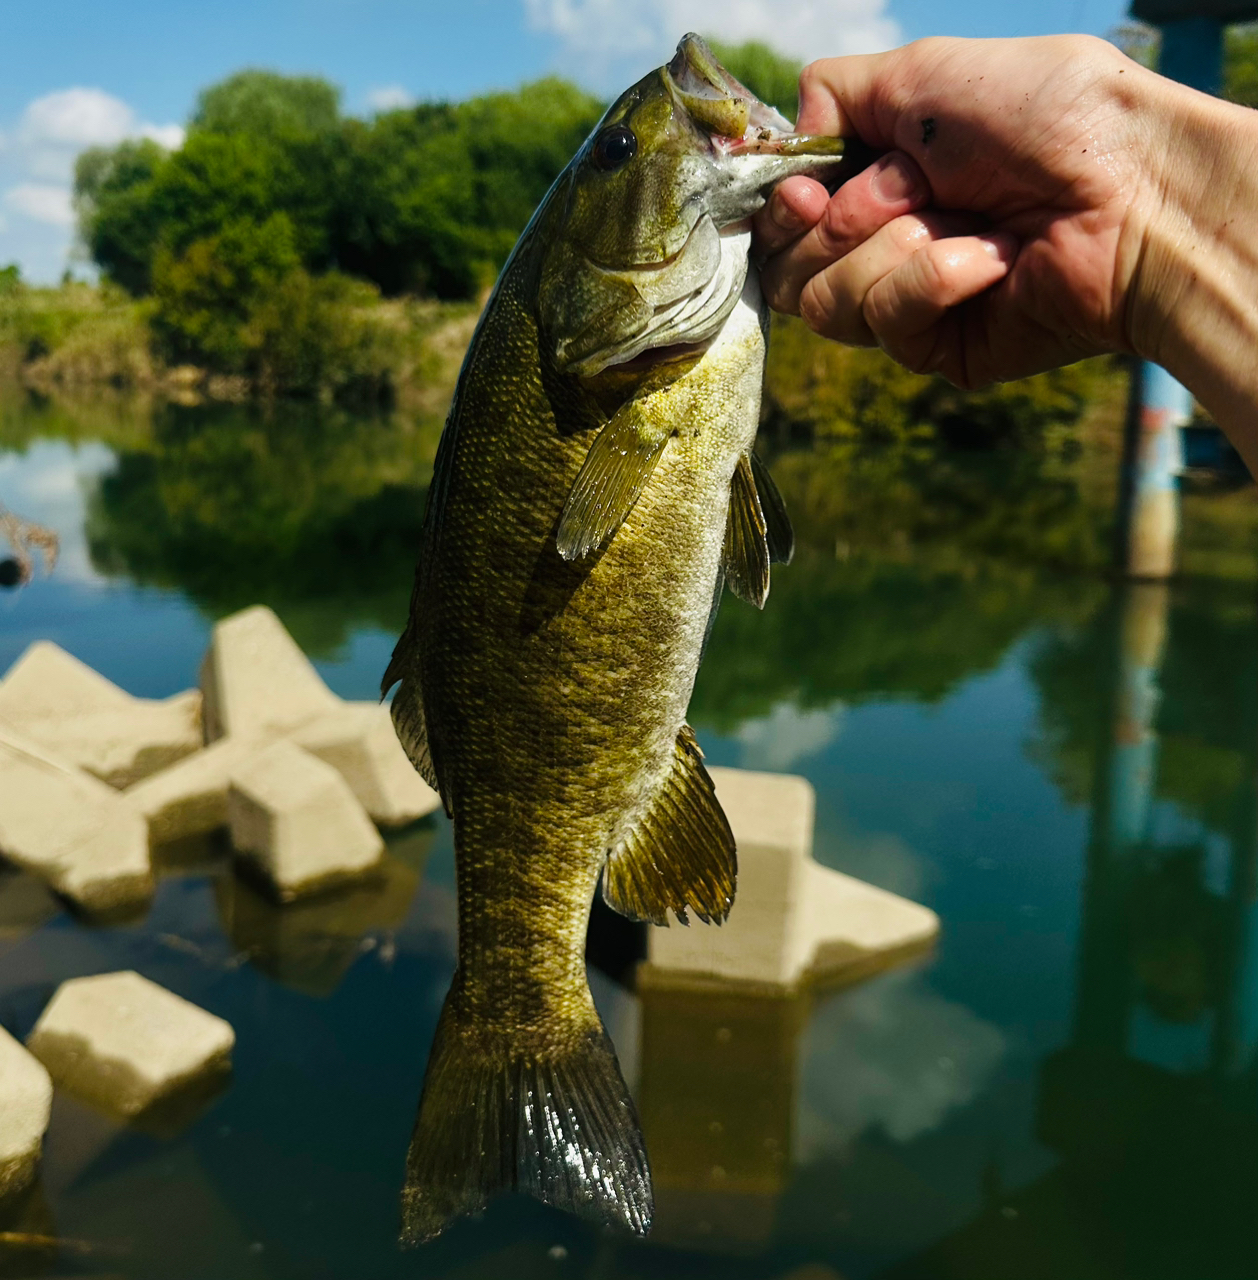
{"left": 1, "top": 397, "right": 1256, "bottom": 1279}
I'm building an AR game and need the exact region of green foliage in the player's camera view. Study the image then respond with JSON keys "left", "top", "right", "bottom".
{"left": 333, "top": 78, "right": 603, "bottom": 297}
{"left": 764, "top": 315, "right": 1107, "bottom": 448}
{"left": 82, "top": 399, "right": 444, "bottom": 650}
{"left": 190, "top": 69, "right": 341, "bottom": 140}
{"left": 0, "top": 280, "right": 151, "bottom": 386}
{"left": 706, "top": 39, "right": 802, "bottom": 122}
{"left": 75, "top": 139, "right": 168, "bottom": 294}
{"left": 152, "top": 213, "right": 302, "bottom": 367}
{"left": 0, "top": 264, "right": 21, "bottom": 295}
{"left": 1225, "top": 24, "right": 1258, "bottom": 108}
{"left": 150, "top": 213, "right": 397, "bottom": 396}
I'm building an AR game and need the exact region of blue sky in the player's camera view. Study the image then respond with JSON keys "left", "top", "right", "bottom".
{"left": 0, "top": 0, "right": 1130, "bottom": 282}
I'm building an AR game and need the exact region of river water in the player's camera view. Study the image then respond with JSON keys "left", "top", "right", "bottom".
{"left": 0, "top": 396, "right": 1255, "bottom": 1279}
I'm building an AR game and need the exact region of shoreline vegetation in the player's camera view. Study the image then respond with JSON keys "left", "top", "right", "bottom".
{"left": 4, "top": 36, "right": 1258, "bottom": 593}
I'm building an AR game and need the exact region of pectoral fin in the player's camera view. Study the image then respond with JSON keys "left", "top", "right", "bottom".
{"left": 602, "top": 724, "right": 736, "bottom": 926}
{"left": 751, "top": 451, "right": 794, "bottom": 564}
{"left": 557, "top": 403, "right": 670, "bottom": 562}
{"left": 722, "top": 453, "right": 771, "bottom": 608}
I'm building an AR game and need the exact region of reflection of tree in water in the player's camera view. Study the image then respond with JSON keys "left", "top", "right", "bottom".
{"left": 1028, "top": 583, "right": 1258, "bottom": 833}
{"left": 1127, "top": 845, "right": 1225, "bottom": 1025}
{"left": 692, "top": 435, "right": 1114, "bottom": 735}
{"left": 84, "top": 400, "right": 443, "bottom": 654}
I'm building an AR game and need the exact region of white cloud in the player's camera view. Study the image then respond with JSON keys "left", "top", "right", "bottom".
{"left": 0, "top": 442, "right": 117, "bottom": 586}
{"left": 367, "top": 85, "right": 415, "bottom": 112}
{"left": 796, "top": 967, "right": 1006, "bottom": 1161}
{"left": 0, "top": 87, "right": 183, "bottom": 280}
{"left": 736, "top": 700, "right": 844, "bottom": 771}
{"left": 525, "top": 0, "right": 900, "bottom": 89}
{"left": 4, "top": 183, "right": 74, "bottom": 227}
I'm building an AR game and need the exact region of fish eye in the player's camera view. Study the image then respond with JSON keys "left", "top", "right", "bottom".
{"left": 591, "top": 125, "right": 637, "bottom": 171}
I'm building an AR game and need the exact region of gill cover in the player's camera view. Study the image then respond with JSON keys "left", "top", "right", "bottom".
{"left": 537, "top": 33, "right": 846, "bottom": 378}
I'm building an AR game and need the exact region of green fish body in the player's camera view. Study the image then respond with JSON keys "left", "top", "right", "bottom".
{"left": 384, "top": 34, "right": 846, "bottom": 1241}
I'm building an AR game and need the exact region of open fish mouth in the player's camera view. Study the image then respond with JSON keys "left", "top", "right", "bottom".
{"left": 662, "top": 33, "right": 846, "bottom": 162}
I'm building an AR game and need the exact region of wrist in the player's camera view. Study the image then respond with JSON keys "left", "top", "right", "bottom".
{"left": 1127, "top": 75, "right": 1258, "bottom": 456}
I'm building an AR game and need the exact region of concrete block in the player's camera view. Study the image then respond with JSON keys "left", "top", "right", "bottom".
{"left": 26, "top": 971, "right": 234, "bottom": 1118}
{"left": 227, "top": 741, "right": 384, "bottom": 901}
{"left": 0, "top": 641, "right": 202, "bottom": 788}
{"left": 646, "top": 767, "right": 938, "bottom": 989}
{"left": 292, "top": 702, "right": 440, "bottom": 827}
{"left": 124, "top": 735, "right": 264, "bottom": 845}
{"left": 0, "top": 1024, "right": 53, "bottom": 1197}
{"left": 0, "top": 725, "right": 153, "bottom": 913}
{"left": 200, "top": 605, "right": 340, "bottom": 742}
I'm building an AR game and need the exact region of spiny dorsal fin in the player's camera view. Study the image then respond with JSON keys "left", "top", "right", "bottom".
{"left": 602, "top": 724, "right": 736, "bottom": 926}
{"left": 401, "top": 986, "right": 652, "bottom": 1243}
{"left": 722, "top": 452, "right": 770, "bottom": 608}
{"left": 556, "top": 401, "right": 670, "bottom": 562}
{"left": 750, "top": 451, "right": 794, "bottom": 565}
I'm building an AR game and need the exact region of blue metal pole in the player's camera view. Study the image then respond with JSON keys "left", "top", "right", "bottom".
{"left": 1122, "top": 17, "right": 1223, "bottom": 577}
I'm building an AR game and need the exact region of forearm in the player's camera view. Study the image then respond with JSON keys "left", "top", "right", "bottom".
{"left": 1131, "top": 78, "right": 1258, "bottom": 471}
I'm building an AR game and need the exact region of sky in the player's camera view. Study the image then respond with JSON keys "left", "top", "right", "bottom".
{"left": 0, "top": 0, "right": 1130, "bottom": 283}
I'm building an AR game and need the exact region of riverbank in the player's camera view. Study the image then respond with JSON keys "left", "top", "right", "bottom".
{"left": 0, "top": 280, "right": 479, "bottom": 411}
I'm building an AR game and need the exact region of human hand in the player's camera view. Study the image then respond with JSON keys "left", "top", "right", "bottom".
{"left": 754, "top": 36, "right": 1204, "bottom": 388}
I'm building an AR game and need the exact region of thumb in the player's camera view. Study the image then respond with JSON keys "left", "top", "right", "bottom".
{"left": 796, "top": 52, "right": 901, "bottom": 145}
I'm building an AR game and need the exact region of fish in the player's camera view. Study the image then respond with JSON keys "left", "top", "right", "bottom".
{"left": 382, "top": 33, "right": 848, "bottom": 1242}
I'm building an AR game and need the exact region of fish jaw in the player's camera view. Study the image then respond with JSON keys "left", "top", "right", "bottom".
{"left": 664, "top": 31, "right": 848, "bottom": 229}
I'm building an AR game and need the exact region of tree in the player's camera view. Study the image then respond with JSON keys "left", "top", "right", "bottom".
{"left": 190, "top": 69, "right": 341, "bottom": 141}
{"left": 74, "top": 138, "right": 168, "bottom": 295}
{"left": 332, "top": 78, "right": 602, "bottom": 297}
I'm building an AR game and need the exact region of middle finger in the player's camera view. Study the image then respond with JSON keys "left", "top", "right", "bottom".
{"left": 760, "top": 151, "right": 931, "bottom": 315}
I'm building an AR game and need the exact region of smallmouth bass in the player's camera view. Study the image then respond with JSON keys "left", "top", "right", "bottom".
{"left": 383, "top": 33, "right": 848, "bottom": 1240}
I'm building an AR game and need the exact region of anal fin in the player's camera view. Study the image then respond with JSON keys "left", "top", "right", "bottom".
{"left": 602, "top": 724, "right": 736, "bottom": 926}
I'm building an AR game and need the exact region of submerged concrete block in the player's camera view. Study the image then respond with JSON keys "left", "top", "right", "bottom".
{"left": 26, "top": 971, "right": 234, "bottom": 1118}
{"left": 200, "top": 605, "right": 340, "bottom": 742}
{"left": 646, "top": 767, "right": 938, "bottom": 989}
{"left": 227, "top": 740, "right": 384, "bottom": 901}
{"left": 0, "top": 641, "right": 202, "bottom": 788}
{"left": 0, "top": 1024, "right": 53, "bottom": 1196}
{"left": 0, "top": 725, "right": 153, "bottom": 913}
{"left": 292, "top": 702, "right": 440, "bottom": 827}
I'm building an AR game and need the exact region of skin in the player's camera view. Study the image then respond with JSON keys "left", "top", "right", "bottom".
{"left": 752, "top": 35, "right": 1258, "bottom": 474}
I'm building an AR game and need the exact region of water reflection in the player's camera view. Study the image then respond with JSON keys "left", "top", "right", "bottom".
{"left": 3, "top": 389, "right": 1258, "bottom": 1275}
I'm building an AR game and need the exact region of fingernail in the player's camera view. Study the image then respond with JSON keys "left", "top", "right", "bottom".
{"left": 770, "top": 196, "right": 807, "bottom": 234}
{"left": 979, "top": 232, "right": 1018, "bottom": 263}
{"left": 871, "top": 154, "right": 925, "bottom": 204}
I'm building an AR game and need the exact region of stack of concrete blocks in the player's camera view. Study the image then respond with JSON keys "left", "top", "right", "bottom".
{"left": 128, "top": 606, "right": 439, "bottom": 900}
{"left": 0, "top": 606, "right": 439, "bottom": 911}
{"left": 2, "top": 970, "right": 233, "bottom": 1197}
{"left": 645, "top": 766, "right": 939, "bottom": 990}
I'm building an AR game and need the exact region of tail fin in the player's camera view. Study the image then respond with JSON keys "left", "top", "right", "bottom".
{"left": 401, "top": 984, "right": 653, "bottom": 1243}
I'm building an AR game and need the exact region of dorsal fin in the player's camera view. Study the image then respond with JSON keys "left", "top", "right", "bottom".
{"left": 722, "top": 452, "right": 770, "bottom": 608}
{"left": 601, "top": 724, "right": 736, "bottom": 926}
